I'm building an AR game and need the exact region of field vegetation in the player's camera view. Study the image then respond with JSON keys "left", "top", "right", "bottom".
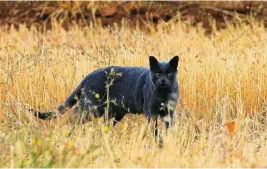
{"left": 1, "top": 16, "right": 267, "bottom": 167}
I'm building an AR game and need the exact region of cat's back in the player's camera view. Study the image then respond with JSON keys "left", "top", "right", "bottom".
{"left": 103, "top": 66, "right": 149, "bottom": 85}
{"left": 89, "top": 66, "right": 148, "bottom": 75}
{"left": 82, "top": 66, "right": 149, "bottom": 91}
{"left": 104, "top": 66, "right": 148, "bottom": 73}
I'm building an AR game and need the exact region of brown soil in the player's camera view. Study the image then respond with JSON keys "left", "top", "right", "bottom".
{"left": 1, "top": 1, "right": 267, "bottom": 33}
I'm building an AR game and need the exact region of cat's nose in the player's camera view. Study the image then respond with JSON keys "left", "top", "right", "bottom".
{"left": 161, "top": 79, "right": 166, "bottom": 83}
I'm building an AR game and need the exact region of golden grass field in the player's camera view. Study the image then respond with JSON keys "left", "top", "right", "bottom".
{"left": 1, "top": 19, "right": 267, "bottom": 167}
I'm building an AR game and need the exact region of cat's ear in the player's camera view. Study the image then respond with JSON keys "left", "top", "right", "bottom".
{"left": 169, "top": 56, "right": 179, "bottom": 69}
{"left": 149, "top": 56, "right": 159, "bottom": 70}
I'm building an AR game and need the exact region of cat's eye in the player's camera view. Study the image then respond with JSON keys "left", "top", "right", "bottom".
{"left": 155, "top": 73, "right": 160, "bottom": 76}
{"left": 167, "top": 73, "right": 173, "bottom": 77}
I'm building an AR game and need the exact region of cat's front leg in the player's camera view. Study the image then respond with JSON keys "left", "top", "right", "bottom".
{"left": 162, "top": 109, "right": 176, "bottom": 131}
{"left": 171, "top": 110, "right": 177, "bottom": 127}
{"left": 146, "top": 113, "right": 158, "bottom": 137}
{"left": 146, "top": 113, "right": 163, "bottom": 147}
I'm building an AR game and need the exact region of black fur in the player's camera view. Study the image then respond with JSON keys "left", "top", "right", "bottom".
{"left": 31, "top": 56, "right": 180, "bottom": 131}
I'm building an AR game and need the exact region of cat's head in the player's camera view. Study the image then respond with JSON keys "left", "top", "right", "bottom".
{"left": 149, "top": 56, "right": 179, "bottom": 89}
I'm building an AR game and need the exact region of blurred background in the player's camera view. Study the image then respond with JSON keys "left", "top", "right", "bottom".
{"left": 1, "top": 1, "right": 267, "bottom": 34}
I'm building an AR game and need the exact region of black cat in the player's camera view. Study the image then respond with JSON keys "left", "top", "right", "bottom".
{"left": 32, "top": 56, "right": 180, "bottom": 133}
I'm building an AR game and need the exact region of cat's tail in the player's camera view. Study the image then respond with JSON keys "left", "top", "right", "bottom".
{"left": 29, "top": 109, "right": 59, "bottom": 120}
{"left": 30, "top": 81, "right": 84, "bottom": 120}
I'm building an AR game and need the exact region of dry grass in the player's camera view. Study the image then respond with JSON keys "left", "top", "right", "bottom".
{"left": 1, "top": 20, "right": 267, "bottom": 167}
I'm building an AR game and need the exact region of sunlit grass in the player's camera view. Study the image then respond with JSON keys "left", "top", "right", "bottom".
{"left": 1, "top": 20, "right": 267, "bottom": 167}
